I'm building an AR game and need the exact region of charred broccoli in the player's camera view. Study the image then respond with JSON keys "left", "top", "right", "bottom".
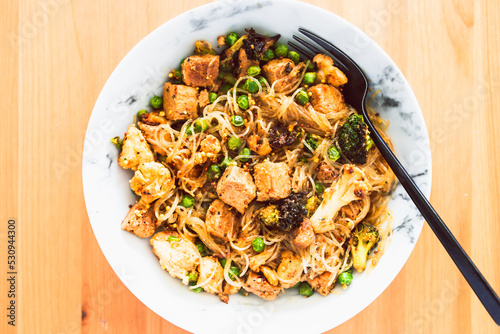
{"left": 242, "top": 28, "right": 280, "bottom": 61}
{"left": 268, "top": 122, "right": 297, "bottom": 149}
{"left": 259, "top": 193, "right": 307, "bottom": 232}
{"left": 350, "top": 223, "right": 380, "bottom": 272}
{"left": 338, "top": 114, "right": 369, "bottom": 164}
{"left": 304, "top": 133, "right": 323, "bottom": 153}
{"left": 310, "top": 165, "right": 370, "bottom": 233}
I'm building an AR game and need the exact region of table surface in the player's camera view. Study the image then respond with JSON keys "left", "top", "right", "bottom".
{"left": 2, "top": 0, "right": 500, "bottom": 333}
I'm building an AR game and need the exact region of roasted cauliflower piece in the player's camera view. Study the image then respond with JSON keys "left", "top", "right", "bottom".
{"left": 121, "top": 201, "right": 157, "bottom": 238}
{"left": 129, "top": 162, "right": 173, "bottom": 204}
{"left": 199, "top": 134, "right": 221, "bottom": 162}
{"left": 276, "top": 250, "right": 302, "bottom": 288}
{"left": 118, "top": 124, "right": 155, "bottom": 171}
{"left": 150, "top": 231, "right": 200, "bottom": 282}
{"left": 198, "top": 256, "right": 224, "bottom": 295}
{"left": 313, "top": 54, "right": 348, "bottom": 87}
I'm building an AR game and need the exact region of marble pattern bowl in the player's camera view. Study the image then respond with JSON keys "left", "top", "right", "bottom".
{"left": 82, "top": 1, "right": 432, "bottom": 333}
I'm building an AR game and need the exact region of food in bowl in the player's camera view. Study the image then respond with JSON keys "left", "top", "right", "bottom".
{"left": 111, "top": 28, "right": 396, "bottom": 303}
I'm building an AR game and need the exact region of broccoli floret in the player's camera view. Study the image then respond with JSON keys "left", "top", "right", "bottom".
{"left": 310, "top": 165, "right": 370, "bottom": 233}
{"left": 268, "top": 122, "right": 297, "bottom": 149}
{"left": 338, "top": 114, "right": 369, "bottom": 164}
{"left": 350, "top": 223, "right": 380, "bottom": 272}
{"left": 259, "top": 193, "right": 307, "bottom": 232}
{"left": 305, "top": 196, "right": 320, "bottom": 218}
{"left": 305, "top": 133, "right": 323, "bottom": 153}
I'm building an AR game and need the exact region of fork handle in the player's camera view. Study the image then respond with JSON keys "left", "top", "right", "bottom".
{"left": 363, "top": 109, "right": 500, "bottom": 325}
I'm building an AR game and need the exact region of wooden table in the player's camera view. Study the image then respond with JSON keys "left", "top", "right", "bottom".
{"left": 2, "top": 0, "right": 499, "bottom": 333}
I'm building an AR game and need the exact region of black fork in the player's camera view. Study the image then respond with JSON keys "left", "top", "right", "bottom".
{"left": 291, "top": 28, "right": 500, "bottom": 325}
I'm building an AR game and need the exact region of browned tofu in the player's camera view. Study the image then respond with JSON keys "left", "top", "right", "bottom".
{"left": 244, "top": 271, "right": 281, "bottom": 301}
{"left": 163, "top": 82, "right": 198, "bottom": 121}
{"left": 216, "top": 166, "right": 256, "bottom": 213}
{"left": 254, "top": 161, "right": 291, "bottom": 201}
{"left": 262, "top": 58, "right": 306, "bottom": 93}
{"left": 307, "top": 271, "right": 335, "bottom": 296}
{"left": 237, "top": 48, "right": 259, "bottom": 78}
{"left": 313, "top": 54, "right": 348, "bottom": 87}
{"left": 121, "top": 201, "right": 157, "bottom": 238}
{"left": 118, "top": 124, "right": 155, "bottom": 171}
{"left": 276, "top": 250, "right": 302, "bottom": 288}
{"left": 181, "top": 54, "right": 220, "bottom": 87}
{"left": 293, "top": 219, "right": 316, "bottom": 248}
{"left": 205, "top": 199, "right": 238, "bottom": 240}
{"left": 308, "top": 84, "right": 346, "bottom": 114}
{"left": 198, "top": 89, "right": 210, "bottom": 108}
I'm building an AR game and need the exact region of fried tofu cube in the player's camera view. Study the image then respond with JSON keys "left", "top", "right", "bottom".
{"left": 308, "top": 84, "right": 346, "bottom": 114}
{"left": 121, "top": 201, "right": 157, "bottom": 238}
{"left": 313, "top": 54, "right": 348, "bottom": 87}
{"left": 150, "top": 231, "right": 200, "bottom": 281}
{"left": 163, "top": 82, "right": 199, "bottom": 121}
{"left": 262, "top": 58, "right": 305, "bottom": 93}
{"left": 205, "top": 199, "right": 238, "bottom": 240}
{"left": 293, "top": 219, "right": 316, "bottom": 248}
{"left": 216, "top": 166, "right": 256, "bottom": 213}
{"left": 254, "top": 161, "right": 291, "bottom": 201}
{"left": 307, "top": 271, "right": 335, "bottom": 296}
{"left": 118, "top": 124, "right": 155, "bottom": 171}
{"left": 181, "top": 54, "right": 220, "bottom": 87}
{"left": 276, "top": 250, "right": 302, "bottom": 289}
{"left": 244, "top": 271, "right": 281, "bottom": 301}
{"left": 129, "top": 162, "right": 172, "bottom": 204}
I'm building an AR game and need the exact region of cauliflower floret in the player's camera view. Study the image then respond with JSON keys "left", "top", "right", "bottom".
{"left": 121, "top": 201, "right": 156, "bottom": 238}
{"left": 118, "top": 124, "right": 155, "bottom": 171}
{"left": 198, "top": 256, "right": 224, "bottom": 295}
{"left": 313, "top": 54, "right": 348, "bottom": 87}
{"left": 130, "top": 162, "right": 173, "bottom": 204}
{"left": 276, "top": 250, "right": 302, "bottom": 288}
{"left": 150, "top": 231, "right": 200, "bottom": 282}
{"left": 310, "top": 164, "right": 371, "bottom": 233}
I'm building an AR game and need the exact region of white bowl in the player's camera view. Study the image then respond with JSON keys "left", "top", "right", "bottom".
{"left": 82, "top": 1, "right": 432, "bottom": 333}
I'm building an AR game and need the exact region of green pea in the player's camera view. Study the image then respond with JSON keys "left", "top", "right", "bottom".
{"left": 150, "top": 95, "right": 163, "bottom": 109}
{"left": 225, "top": 32, "right": 239, "bottom": 47}
{"left": 239, "top": 147, "right": 251, "bottom": 162}
{"left": 275, "top": 44, "right": 289, "bottom": 58}
{"left": 366, "top": 135, "right": 374, "bottom": 151}
{"left": 209, "top": 92, "right": 218, "bottom": 103}
{"left": 218, "top": 71, "right": 236, "bottom": 85}
{"left": 237, "top": 95, "right": 250, "bottom": 110}
{"left": 243, "top": 79, "right": 259, "bottom": 94}
{"left": 288, "top": 50, "right": 300, "bottom": 64}
{"left": 194, "top": 119, "right": 209, "bottom": 133}
{"left": 337, "top": 272, "right": 353, "bottom": 286}
{"left": 220, "top": 83, "right": 232, "bottom": 95}
{"left": 196, "top": 242, "right": 207, "bottom": 257}
{"left": 327, "top": 146, "right": 340, "bottom": 161}
{"left": 315, "top": 183, "right": 325, "bottom": 193}
{"left": 299, "top": 282, "right": 313, "bottom": 297}
{"left": 180, "top": 194, "right": 194, "bottom": 208}
{"left": 303, "top": 72, "right": 317, "bottom": 85}
{"left": 252, "top": 237, "right": 265, "bottom": 253}
{"left": 231, "top": 114, "right": 246, "bottom": 126}
{"left": 168, "top": 235, "right": 180, "bottom": 242}
{"left": 187, "top": 271, "right": 199, "bottom": 284}
{"left": 219, "top": 258, "right": 227, "bottom": 268}
{"left": 220, "top": 157, "right": 236, "bottom": 169}
{"left": 137, "top": 109, "right": 148, "bottom": 119}
{"left": 239, "top": 288, "right": 249, "bottom": 296}
{"left": 262, "top": 48, "right": 275, "bottom": 61}
{"left": 295, "top": 89, "right": 309, "bottom": 106}
{"left": 247, "top": 65, "right": 261, "bottom": 77}
{"left": 228, "top": 137, "right": 243, "bottom": 151}
{"left": 207, "top": 164, "right": 221, "bottom": 181}
{"left": 257, "top": 76, "right": 268, "bottom": 88}
{"left": 229, "top": 265, "right": 241, "bottom": 280}
{"left": 191, "top": 286, "right": 203, "bottom": 293}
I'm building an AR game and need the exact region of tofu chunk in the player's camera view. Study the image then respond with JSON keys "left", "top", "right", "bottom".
{"left": 308, "top": 83, "right": 346, "bottom": 114}
{"left": 163, "top": 82, "right": 199, "bottom": 121}
{"left": 262, "top": 58, "right": 306, "bottom": 93}
{"left": 216, "top": 166, "right": 256, "bottom": 213}
{"left": 205, "top": 199, "right": 238, "bottom": 240}
{"left": 276, "top": 250, "right": 302, "bottom": 288}
{"left": 129, "top": 162, "right": 172, "bottom": 204}
{"left": 254, "top": 161, "right": 291, "bottom": 201}
{"left": 198, "top": 89, "right": 210, "bottom": 108}
{"left": 307, "top": 271, "right": 335, "bottom": 296}
{"left": 244, "top": 271, "right": 281, "bottom": 301}
{"left": 150, "top": 231, "right": 200, "bottom": 281}
{"left": 118, "top": 124, "right": 155, "bottom": 171}
{"left": 121, "top": 201, "right": 157, "bottom": 238}
{"left": 198, "top": 256, "right": 224, "bottom": 295}
{"left": 181, "top": 54, "right": 220, "bottom": 87}
{"left": 293, "top": 219, "right": 316, "bottom": 248}
{"left": 313, "top": 54, "right": 348, "bottom": 87}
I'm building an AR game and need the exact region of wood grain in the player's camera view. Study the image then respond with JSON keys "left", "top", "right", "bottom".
{"left": 2, "top": 0, "right": 499, "bottom": 333}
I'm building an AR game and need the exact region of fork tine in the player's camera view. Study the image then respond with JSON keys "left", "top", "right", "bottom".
{"left": 298, "top": 28, "right": 354, "bottom": 73}
{"left": 287, "top": 41, "right": 316, "bottom": 60}
{"left": 291, "top": 35, "right": 323, "bottom": 55}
